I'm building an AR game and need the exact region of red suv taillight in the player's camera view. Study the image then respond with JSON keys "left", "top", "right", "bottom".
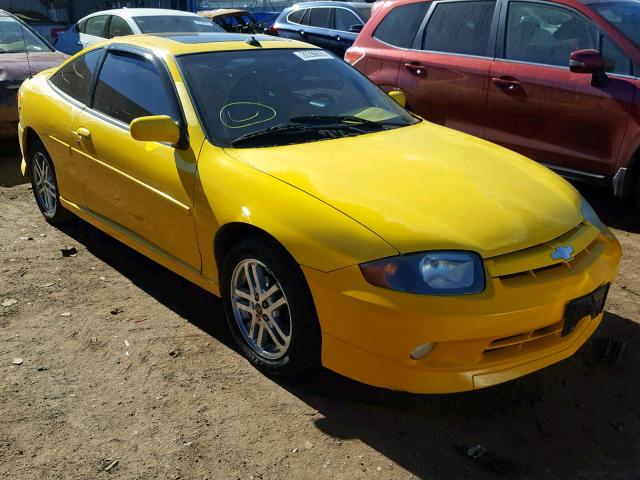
{"left": 344, "top": 47, "right": 365, "bottom": 66}
{"left": 265, "top": 26, "right": 279, "bottom": 36}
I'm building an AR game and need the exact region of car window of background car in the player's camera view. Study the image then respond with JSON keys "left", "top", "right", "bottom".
{"left": 594, "top": 3, "right": 640, "bottom": 47}
{"left": 50, "top": 48, "right": 102, "bottom": 104}
{"left": 85, "top": 15, "right": 108, "bottom": 37}
{"left": 0, "top": 16, "right": 52, "bottom": 53}
{"left": 373, "top": 1, "right": 430, "bottom": 48}
{"left": 355, "top": 6, "right": 372, "bottom": 22}
{"left": 108, "top": 15, "right": 133, "bottom": 38}
{"left": 75, "top": 19, "right": 86, "bottom": 33}
{"left": 505, "top": 2, "right": 597, "bottom": 66}
{"left": 177, "top": 49, "right": 418, "bottom": 147}
{"left": 92, "top": 52, "right": 178, "bottom": 124}
{"left": 287, "top": 9, "right": 306, "bottom": 24}
{"left": 335, "top": 8, "right": 361, "bottom": 31}
{"left": 308, "top": 8, "right": 331, "bottom": 28}
{"left": 133, "top": 15, "right": 222, "bottom": 33}
{"left": 422, "top": 1, "right": 495, "bottom": 56}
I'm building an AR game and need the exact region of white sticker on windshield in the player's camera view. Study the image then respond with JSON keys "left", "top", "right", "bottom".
{"left": 293, "top": 50, "right": 333, "bottom": 61}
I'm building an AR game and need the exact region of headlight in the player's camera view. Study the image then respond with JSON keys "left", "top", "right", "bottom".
{"left": 360, "top": 251, "right": 485, "bottom": 295}
{"left": 581, "top": 199, "right": 606, "bottom": 232}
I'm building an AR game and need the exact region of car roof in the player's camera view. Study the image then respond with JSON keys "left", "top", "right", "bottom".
{"left": 87, "top": 32, "right": 316, "bottom": 56}
{"left": 81, "top": 8, "right": 200, "bottom": 21}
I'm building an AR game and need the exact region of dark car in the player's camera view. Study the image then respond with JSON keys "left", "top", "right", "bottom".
{"left": 8, "top": 10, "right": 67, "bottom": 42}
{"left": 348, "top": 0, "right": 640, "bottom": 210}
{"left": 272, "top": 1, "right": 371, "bottom": 55}
{"left": 0, "top": 10, "right": 67, "bottom": 137}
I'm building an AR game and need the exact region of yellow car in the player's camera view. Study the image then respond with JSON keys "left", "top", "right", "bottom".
{"left": 18, "top": 33, "right": 621, "bottom": 393}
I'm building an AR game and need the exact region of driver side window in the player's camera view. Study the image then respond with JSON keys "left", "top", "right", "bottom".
{"left": 50, "top": 48, "right": 103, "bottom": 105}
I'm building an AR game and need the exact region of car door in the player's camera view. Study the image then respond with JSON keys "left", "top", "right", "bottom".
{"left": 486, "top": 0, "right": 636, "bottom": 178}
{"left": 397, "top": 0, "right": 499, "bottom": 138}
{"left": 79, "top": 14, "right": 108, "bottom": 50}
{"left": 44, "top": 48, "right": 103, "bottom": 206}
{"left": 332, "top": 7, "right": 362, "bottom": 54}
{"left": 305, "top": 7, "right": 338, "bottom": 52}
{"left": 349, "top": 2, "right": 431, "bottom": 93}
{"left": 70, "top": 49, "right": 201, "bottom": 269}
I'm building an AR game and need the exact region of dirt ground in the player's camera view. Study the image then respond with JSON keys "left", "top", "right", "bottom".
{"left": 1, "top": 137, "right": 639, "bottom": 480}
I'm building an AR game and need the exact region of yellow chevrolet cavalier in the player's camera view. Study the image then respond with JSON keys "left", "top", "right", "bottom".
{"left": 18, "top": 33, "right": 621, "bottom": 393}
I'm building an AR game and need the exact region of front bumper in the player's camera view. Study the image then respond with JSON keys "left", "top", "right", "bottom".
{"left": 303, "top": 233, "right": 621, "bottom": 394}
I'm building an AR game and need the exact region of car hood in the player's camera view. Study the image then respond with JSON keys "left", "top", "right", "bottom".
{"left": 224, "top": 121, "right": 584, "bottom": 259}
{"left": 0, "top": 51, "right": 68, "bottom": 82}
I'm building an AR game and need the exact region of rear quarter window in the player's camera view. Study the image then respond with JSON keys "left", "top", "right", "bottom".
{"left": 373, "top": 2, "right": 430, "bottom": 48}
{"left": 50, "top": 48, "right": 102, "bottom": 105}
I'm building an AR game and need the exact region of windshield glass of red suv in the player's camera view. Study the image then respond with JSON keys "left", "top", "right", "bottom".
{"left": 177, "top": 48, "right": 418, "bottom": 148}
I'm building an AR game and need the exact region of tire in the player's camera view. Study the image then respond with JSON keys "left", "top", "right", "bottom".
{"left": 635, "top": 174, "right": 640, "bottom": 212}
{"left": 28, "top": 139, "right": 73, "bottom": 225}
{"left": 220, "top": 236, "right": 321, "bottom": 378}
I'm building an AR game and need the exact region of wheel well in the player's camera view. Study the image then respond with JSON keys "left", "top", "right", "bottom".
{"left": 22, "top": 127, "right": 41, "bottom": 176}
{"left": 214, "top": 223, "right": 291, "bottom": 280}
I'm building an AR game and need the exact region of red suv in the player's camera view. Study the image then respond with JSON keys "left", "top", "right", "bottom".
{"left": 347, "top": 0, "right": 640, "bottom": 209}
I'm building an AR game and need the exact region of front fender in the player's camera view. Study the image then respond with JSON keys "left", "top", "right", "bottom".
{"left": 194, "top": 142, "right": 398, "bottom": 282}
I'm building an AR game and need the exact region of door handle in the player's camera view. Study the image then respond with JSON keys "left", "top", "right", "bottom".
{"left": 492, "top": 77, "right": 520, "bottom": 90}
{"left": 404, "top": 62, "right": 427, "bottom": 77}
{"left": 76, "top": 127, "right": 91, "bottom": 144}
{"left": 299, "top": 30, "right": 306, "bottom": 36}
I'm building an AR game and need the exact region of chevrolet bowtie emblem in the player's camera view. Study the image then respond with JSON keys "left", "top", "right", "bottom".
{"left": 551, "top": 245, "right": 574, "bottom": 261}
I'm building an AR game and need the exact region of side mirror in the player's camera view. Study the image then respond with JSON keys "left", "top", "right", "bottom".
{"left": 130, "top": 115, "right": 181, "bottom": 146}
{"left": 388, "top": 90, "right": 407, "bottom": 107}
{"left": 570, "top": 49, "right": 605, "bottom": 74}
{"left": 349, "top": 24, "right": 363, "bottom": 33}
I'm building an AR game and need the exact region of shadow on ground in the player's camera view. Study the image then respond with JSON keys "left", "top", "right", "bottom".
{"left": 56, "top": 217, "right": 639, "bottom": 480}
{"left": 0, "top": 139, "right": 24, "bottom": 187}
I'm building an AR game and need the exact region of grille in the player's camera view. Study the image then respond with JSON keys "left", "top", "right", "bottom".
{"left": 485, "top": 222, "right": 600, "bottom": 279}
{"left": 484, "top": 320, "right": 564, "bottom": 354}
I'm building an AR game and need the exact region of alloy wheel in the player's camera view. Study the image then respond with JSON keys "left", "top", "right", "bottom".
{"left": 230, "top": 258, "right": 292, "bottom": 360}
{"left": 32, "top": 151, "right": 57, "bottom": 217}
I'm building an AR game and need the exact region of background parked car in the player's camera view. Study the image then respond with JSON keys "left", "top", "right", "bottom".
{"left": 0, "top": 10, "right": 67, "bottom": 138}
{"left": 347, "top": 0, "right": 640, "bottom": 210}
{"left": 8, "top": 10, "right": 67, "bottom": 43}
{"left": 198, "top": 9, "right": 267, "bottom": 33}
{"left": 55, "top": 8, "right": 224, "bottom": 55}
{"left": 272, "top": 1, "right": 371, "bottom": 55}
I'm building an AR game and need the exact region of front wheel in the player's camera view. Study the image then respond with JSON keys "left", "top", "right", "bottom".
{"left": 29, "top": 140, "right": 72, "bottom": 224}
{"left": 221, "top": 237, "right": 321, "bottom": 377}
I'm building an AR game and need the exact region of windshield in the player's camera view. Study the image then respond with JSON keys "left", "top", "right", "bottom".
{"left": 177, "top": 48, "right": 418, "bottom": 148}
{"left": 0, "top": 16, "right": 52, "bottom": 53}
{"left": 594, "top": 2, "right": 640, "bottom": 45}
{"left": 133, "top": 15, "right": 223, "bottom": 33}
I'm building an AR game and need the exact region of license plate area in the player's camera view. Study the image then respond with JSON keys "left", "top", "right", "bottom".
{"left": 562, "top": 283, "right": 610, "bottom": 337}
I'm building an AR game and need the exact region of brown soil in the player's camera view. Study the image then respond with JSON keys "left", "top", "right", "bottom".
{"left": 1, "top": 138, "right": 639, "bottom": 479}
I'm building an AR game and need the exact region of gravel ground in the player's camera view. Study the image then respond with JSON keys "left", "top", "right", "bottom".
{"left": 1, "top": 138, "right": 639, "bottom": 480}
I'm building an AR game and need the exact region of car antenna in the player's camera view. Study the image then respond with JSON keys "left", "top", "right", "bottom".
{"left": 18, "top": 19, "right": 33, "bottom": 78}
{"left": 245, "top": 36, "right": 262, "bottom": 47}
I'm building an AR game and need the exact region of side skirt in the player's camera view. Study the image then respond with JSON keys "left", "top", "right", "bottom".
{"left": 59, "top": 197, "right": 221, "bottom": 297}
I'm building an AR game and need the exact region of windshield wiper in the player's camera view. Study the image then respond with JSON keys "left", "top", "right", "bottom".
{"left": 290, "top": 115, "right": 402, "bottom": 129}
{"left": 230, "top": 121, "right": 365, "bottom": 147}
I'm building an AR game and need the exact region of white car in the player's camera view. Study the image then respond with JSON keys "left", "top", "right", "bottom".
{"left": 54, "top": 8, "right": 223, "bottom": 55}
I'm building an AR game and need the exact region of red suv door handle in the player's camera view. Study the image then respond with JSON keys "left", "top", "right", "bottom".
{"left": 492, "top": 77, "right": 520, "bottom": 90}
{"left": 404, "top": 62, "right": 427, "bottom": 77}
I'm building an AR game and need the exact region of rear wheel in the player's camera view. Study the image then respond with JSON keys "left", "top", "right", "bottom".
{"left": 29, "top": 140, "right": 72, "bottom": 224}
{"left": 221, "top": 237, "right": 321, "bottom": 377}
